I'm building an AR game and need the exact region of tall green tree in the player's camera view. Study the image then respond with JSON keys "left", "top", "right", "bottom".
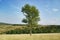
{"left": 21, "top": 4, "right": 40, "bottom": 36}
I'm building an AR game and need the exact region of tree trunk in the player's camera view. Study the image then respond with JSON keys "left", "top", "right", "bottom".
{"left": 30, "top": 28, "right": 32, "bottom": 36}
{"left": 29, "top": 24, "right": 32, "bottom": 36}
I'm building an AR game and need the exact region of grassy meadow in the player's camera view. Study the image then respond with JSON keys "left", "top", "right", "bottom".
{"left": 0, "top": 24, "right": 25, "bottom": 34}
{"left": 0, "top": 23, "right": 60, "bottom": 40}
{"left": 0, "top": 33, "right": 60, "bottom": 40}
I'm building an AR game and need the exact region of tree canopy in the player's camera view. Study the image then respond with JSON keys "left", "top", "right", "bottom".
{"left": 21, "top": 4, "right": 40, "bottom": 36}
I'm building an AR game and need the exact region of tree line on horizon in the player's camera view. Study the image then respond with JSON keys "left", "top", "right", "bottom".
{"left": 2, "top": 25, "right": 60, "bottom": 34}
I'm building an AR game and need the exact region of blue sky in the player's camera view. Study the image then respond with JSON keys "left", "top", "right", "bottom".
{"left": 0, "top": 0, "right": 60, "bottom": 25}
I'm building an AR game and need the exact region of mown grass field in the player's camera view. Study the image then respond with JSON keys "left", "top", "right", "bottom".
{"left": 0, "top": 33, "right": 60, "bottom": 40}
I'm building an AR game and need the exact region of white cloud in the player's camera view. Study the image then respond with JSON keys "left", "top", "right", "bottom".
{"left": 52, "top": 8, "right": 59, "bottom": 12}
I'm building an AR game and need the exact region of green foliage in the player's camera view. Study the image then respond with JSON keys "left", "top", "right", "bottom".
{"left": 0, "top": 23, "right": 60, "bottom": 34}
{"left": 21, "top": 4, "right": 40, "bottom": 35}
{"left": 5, "top": 27, "right": 30, "bottom": 34}
{"left": 22, "top": 19, "right": 28, "bottom": 23}
{"left": 21, "top": 4, "right": 40, "bottom": 26}
{"left": 4, "top": 25, "right": 60, "bottom": 34}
